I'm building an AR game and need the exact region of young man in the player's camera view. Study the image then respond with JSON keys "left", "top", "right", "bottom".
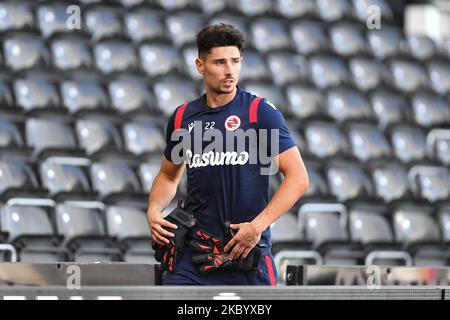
{"left": 147, "top": 23, "right": 309, "bottom": 285}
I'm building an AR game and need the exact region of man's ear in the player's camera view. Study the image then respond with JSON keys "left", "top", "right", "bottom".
{"left": 195, "top": 58, "right": 204, "bottom": 75}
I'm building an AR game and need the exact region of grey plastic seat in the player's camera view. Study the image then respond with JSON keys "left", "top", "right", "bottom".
{"left": 346, "top": 124, "right": 391, "bottom": 161}
{"left": 370, "top": 163, "right": 410, "bottom": 203}
{"left": 40, "top": 157, "right": 91, "bottom": 196}
{"left": 166, "top": 13, "right": 204, "bottom": 47}
{"left": 390, "top": 126, "right": 427, "bottom": 163}
{"left": 276, "top": 0, "right": 316, "bottom": 18}
{"left": 411, "top": 92, "right": 450, "bottom": 127}
{"left": 50, "top": 37, "right": 92, "bottom": 71}
{"left": 199, "top": 0, "right": 226, "bottom": 14}
{"left": 94, "top": 41, "right": 137, "bottom": 74}
{"left": 117, "top": 0, "right": 146, "bottom": 7}
{"left": 0, "top": 119, "right": 24, "bottom": 148}
{"left": 0, "top": 2, "right": 34, "bottom": 32}
{"left": 75, "top": 117, "right": 123, "bottom": 155}
{"left": 26, "top": 118, "right": 77, "bottom": 154}
{"left": 90, "top": 160, "right": 141, "bottom": 196}
{"left": 139, "top": 43, "right": 181, "bottom": 78}
{"left": 437, "top": 207, "right": 450, "bottom": 243}
{"left": 299, "top": 209, "right": 348, "bottom": 247}
{"left": 55, "top": 203, "right": 107, "bottom": 248}
{"left": 153, "top": 77, "right": 198, "bottom": 116}
{"left": 240, "top": 50, "right": 270, "bottom": 82}
{"left": 123, "top": 119, "right": 165, "bottom": 155}
{"left": 325, "top": 87, "right": 373, "bottom": 122}
{"left": 309, "top": 55, "right": 349, "bottom": 89}
{"left": 349, "top": 207, "right": 394, "bottom": 245}
{"left": 286, "top": 84, "right": 324, "bottom": 120}
{"left": 326, "top": 162, "right": 373, "bottom": 201}
{"left": 305, "top": 122, "right": 349, "bottom": 159}
{"left": 369, "top": 89, "right": 407, "bottom": 128}
{"left": 406, "top": 35, "right": 437, "bottom": 61}
{"left": 182, "top": 45, "right": 204, "bottom": 81}
{"left": 250, "top": 19, "right": 291, "bottom": 52}
{"left": 1, "top": 204, "right": 56, "bottom": 248}
{"left": 427, "top": 129, "right": 450, "bottom": 166}
{"left": 271, "top": 212, "right": 303, "bottom": 243}
{"left": 427, "top": 61, "right": 450, "bottom": 95}
{"left": 37, "top": 4, "right": 81, "bottom": 38}
{"left": 234, "top": 0, "right": 273, "bottom": 17}
{"left": 155, "top": 0, "right": 193, "bottom": 11}
{"left": 241, "top": 82, "right": 286, "bottom": 113}
{"left": 85, "top": 7, "right": 122, "bottom": 41}
{"left": 409, "top": 165, "right": 450, "bottom": 203}
{"left": 61, "top": 79, "right": 108, "bottom": 114}
{"left": 317, "top": 0, "right": 352, "bottom": 22}
{"left": 393, "top": 206, "right": 441, "bottom": 246}
{"left": 0, "top": 81, "right": 14, "bottom": 109}
{"left": 368, "top": 26, "right": 403, "bottom": 59}
{"left": 3, "top": 34, "right": 49, "bottom": 71}
{"left": 13, "top": 78, "right": 60, "bottom": 112}
{"left": 106, "top": 205, "right": 150, "bottom": 241}
{"left": 352, "top": 0, "right": 393, "bottom": 22}
{"left": 329, "top": 23, "right": 366, "bottom": 56}
{"left": 139, "top": 159, "right": 161, "bottom": 193}
{"left": 108, "top": 76, "right": 154, "bottom": 113}
{"left": 388, "top": 59, "right": 428, "bottom": 93}
{"left": 266, "top": 53, "right": 307, "bottom": 86}
{"left": 349, "top": 57, "right": 386, "bottom": 91}
{"left": 290, "top": 20, "right": 328, "bottom": 55}
{"left": 125, "top": 9, "right": 166, "bottom": 43}
{"left": 0, "top": 158, "right": 39, "bottom": 194}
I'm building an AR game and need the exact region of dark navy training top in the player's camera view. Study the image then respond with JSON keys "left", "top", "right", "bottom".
{"left": 163, "top": 86, "right": 296, "bottom": 254}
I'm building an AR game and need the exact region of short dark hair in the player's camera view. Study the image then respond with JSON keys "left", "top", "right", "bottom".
{"left": 196, "top": 23, "right": 245, "bottom": 58}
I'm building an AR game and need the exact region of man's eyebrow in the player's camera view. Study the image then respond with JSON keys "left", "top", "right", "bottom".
{"left": 211, "top": 57, "right": 241, "bottom": 61}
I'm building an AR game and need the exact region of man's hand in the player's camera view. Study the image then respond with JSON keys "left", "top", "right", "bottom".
{"left": 223, "top": 222, "right": 263, "bottom": 260}
{"left": 147, "top": 209, "right": 178, "bottom": 246}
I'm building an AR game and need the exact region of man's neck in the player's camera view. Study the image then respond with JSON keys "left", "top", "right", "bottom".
{"left": 205, "top": 86, "right": 237, "bottom": 108}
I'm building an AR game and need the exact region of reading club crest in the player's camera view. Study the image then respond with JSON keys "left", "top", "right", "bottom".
{"left": 224, "top": 115, "right": 241, "bottom": 131}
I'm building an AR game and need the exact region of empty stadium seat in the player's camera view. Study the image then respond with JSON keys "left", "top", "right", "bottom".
{"left": 125, "top": 9, "right": 167, "bottom": 43}
{"left": 234, "top": 0, "right": 273, "bottom": 17}
{"left": 309, "top": 54, "right": 349, "bottom": 89}
{"left": 409, "top": 165, "right": 450, "bottom": 203}
{"left": 276, "top": 0, "right": 315, "bottom": 18}
{"left": 345, "top": 123, "right": 392, "bottom": 161}
{"left": 154, "top": 80, "right": 197, "bottom": 117}
{"left": 85, "top": 7, "right": 122, "bottom": 41}
{"left": 369, "top": 88, "right": 408, "bottom": 128}
{"left": 411, "top": 91, "right": 450, "bottom": 127}
{"left": 0, "top": 2, "right": 34, "bottom": 32}
{"left": 266, "top": 52, "right": 307, "bottom": 86}
{"left": 0, "top": 158, "right": 40, "bottom": 195}
{"left": 316, "top": 0, "right": 352, "bottom": 22}
{"left": 108, "top": 75, "right": 154, "bottom": 114}
{"left": 139, "top": 42, "right": 182, "bottom": 78}
{"left": 286, "top": 84, "right": 325, "bottom": 120}
{"left": 390, "top": 125, "right": 428, "bottom": 163}
{"left": 37, "top": 4, "right": 81, "bottom": 38}
{"left": 123, "top": 118, "right": 165, "bottom": 155}
{"left": 94, "top": 41, "right": 137, "bottom": 74}
{"left": 426, "top": 129, "right": 450, "bottom": 166}
{"left": 26, "top": 118, "right": 77, "bottom": 155}
{"left": 139, "top": 159, "right": 161, "bottom": 194}
{"left": 367, "top": 26, "right": 403, "bottom": 60}
{"left": 0, "top": 119, "right": 25, "bottom": 149}
{"left": 39, "top": 157, "right": 92, "bottom": 196}
{"left": 239, "top": 50, "right": 270, "bottom": 82}
{"left": 75, "top": 117, "right": 123, "bottom": 155}
{"left": 290, "top": 20, "right": 328, "bottom": 56}
{"left": 388, "top": 58, "right": 429, "bottom": 93}
{"left": 305, "top": 121, "right": 350, "bottom": 159}
{"left": 369, "top": 162, "right": 410, "bottom": 203}
{"left": 50, "top": 36, "right": 92, "bottom": 71}
{"left": 182, "top": 45, "right": 203, "bottom": 81}
{"left": 325, "top": 87, "right": 374, "bottom": 122}
{"left": 302, "top": 162, "right": 329, "bottom": 198}
{"left": 406, "top": 35, "right": 437, "bottom": 61}
{"left": 60, "top": 78, "right": 108, "bottom": 114}
{"left": 437, "top": 206, "right": 450, "bottom": 243}
{"left": 349, "top": 56, "right": 387, "bottom": 91}
{"left": 326, "top": 161, "right": 374, "bottom": 202}
{"left": 166, "top": 13, "right": 205, "bottom": 47}
{"left": 427, "top": 60, "right": 450, "bottom": 95}
{"left": 199, "top": 0, "right": 227, "bottom": 14}
{"left": 271, "top": 212, "right": 303, "bottom": 244}
{"left": 13, "top": 77, "right": 60, "bottom": 112}
{"left": 90, "top": 160, "right": 142, "bottom": 197}
{"left": 352, "top": 0, "right": 394, "bottom": 22}
{"left": 250, "top": 18, "right": 291, "bottom": 52}
{"left": 329, "top": 22, "right": 367, "bottom": 57}
{"left": 3, "top": 33, "right": 49, "bottom": 71}
{"left": 0, "top": 80, "right": 14, "bottom": 109}
{"left": 155, "top": 0, "right": 194, "bottom": 11}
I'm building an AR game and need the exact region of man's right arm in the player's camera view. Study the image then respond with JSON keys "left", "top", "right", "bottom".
{"left": 147, "top": 154, "right": 185, "bottom": 245}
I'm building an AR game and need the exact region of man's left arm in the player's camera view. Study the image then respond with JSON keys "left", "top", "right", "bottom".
{"left": 224, "top": 146, "right": 309, "bottom": 260}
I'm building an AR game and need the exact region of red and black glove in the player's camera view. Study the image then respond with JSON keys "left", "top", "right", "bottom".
{"left": 190, "top": 223, "right": 262, "bottom": 274}
{"left": 152, "top": 207, "right": 197, "bottom": 273}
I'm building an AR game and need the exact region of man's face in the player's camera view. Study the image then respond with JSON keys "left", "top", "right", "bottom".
{"left": 196, "top": 46, "right": 242, "bottom": 94}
